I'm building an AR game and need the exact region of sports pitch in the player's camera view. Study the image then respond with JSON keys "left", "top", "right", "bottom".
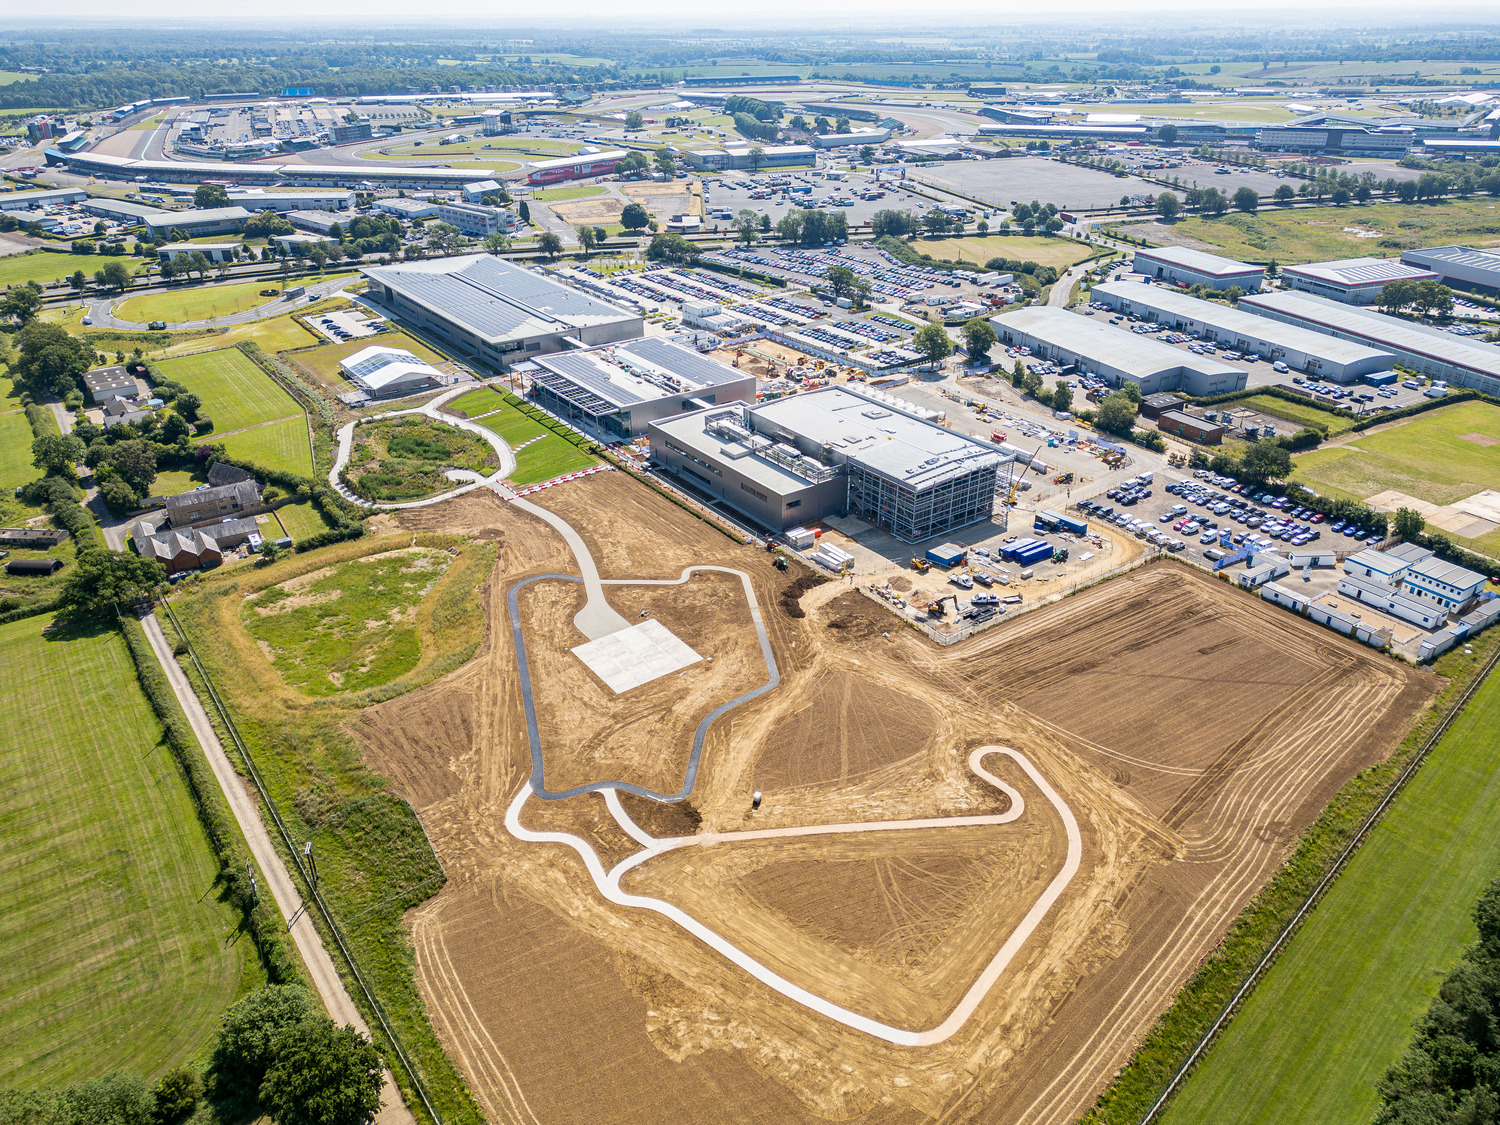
{"left": 155, "top": 347, "right": 302, "bottom": 434}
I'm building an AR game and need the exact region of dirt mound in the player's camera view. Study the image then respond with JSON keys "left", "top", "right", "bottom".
{"left": 819, "top": 590, "right": 888, "bottom": 642}
{"left": 778, "top": 573, "right": 829, "bottom": 619}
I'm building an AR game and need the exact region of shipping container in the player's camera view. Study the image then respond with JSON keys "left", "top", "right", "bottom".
{"left": 1058, "top": 514, "right": 1087, "bottom": 536}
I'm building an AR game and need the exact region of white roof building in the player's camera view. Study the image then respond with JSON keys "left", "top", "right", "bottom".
{"left": 339, "top": 345, "right": 444, "bottom": 397}
{"left": 1131, "top": 246, "right": 1265, "bottom": 292}
{"left": 1399, "top": 246, "right": 1500, "bottom": 292}
{"left": 1281, "top": 257, "right": 1439, "bottom": 304}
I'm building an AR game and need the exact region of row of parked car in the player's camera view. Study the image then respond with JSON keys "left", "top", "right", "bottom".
{"left": 1169, "top": 476, "right": 1385, "bottom": 546}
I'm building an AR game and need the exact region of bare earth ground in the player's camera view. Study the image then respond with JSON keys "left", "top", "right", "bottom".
{"left": 338, "top": 472, "right": 1437, "bottom": 1125}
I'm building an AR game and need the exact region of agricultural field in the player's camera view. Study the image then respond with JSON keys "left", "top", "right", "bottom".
{"left": 242, "top": 547, "right": 455, "bottom": 696}
{"left": 1162, "top": 642, "right": 1500, "bottom": 1125}
{"left": 211, "top": 415, "right": 312, "bottom": 477}
{"left": 0, "top": 613, "right": 258, "bottom": 1089}
{"left": 911, "top": 234, "right": 1098, "bottom": 270}
{"left": 154, "top": 347, "right": 301, "bottom": 434}
{"left": 339, "top": 416, "right": 497, "bottom": 502}
{"left": 328, "top": 469, "right": 1435, "bottom": 1125}
{"left": 0, "top": 409, "right": 35, "bottom": 493}
{"left": 1292, "top": 401, "right": 1500, "bottom": 555}
{"left": 459, "top": 393, "right": 597, "bottom": 485}
{"left": 1145, "top": 198, "right": 1500, "bottom": 263}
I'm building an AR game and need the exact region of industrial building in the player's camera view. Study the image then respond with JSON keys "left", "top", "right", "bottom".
{"left": 1281, "top": 257, "right": 1439, "bottom": 304}
{"left": 992, "top": 306, "right": 1248, "bottom": 396}
{"left": 812, "top": 128, "right": 891, "bottom": 149}
{"left": 286, "top": 209, "right": 346, "bottom": 235}
{"left": 226, "top": 189, "right": 354, "bottom": 213}
{"left": 524, "top": 149, "right": 629, "bottom": 186}
{"left": 1093, "top": 281, "right": 1397, "bottom": 383}
{"left": 340, "top": 345, "right": 444, "bottom": 397}
{"left": 682, "top": 74, "right": 802, "bottom": 87}
{"left": 83, "top": 366, "right": 138, "bottom": 404}
{"left": 0, "top": 187, "right": 87, "bottom": 211}
{"left": 461, "top": 179, "right": 503, "bottom": 202}
{"left": 527, "top": 337, "right": 755, "bottom": 439}
{"left": 47, "top": 148, "right": 477, "bottom": 189}
{"left": 649, "top": 387, "right": 1001, "bottom": 541}
{"left": 143, "top": 206, "right": 252, "bottom": 238}
{"left": 361, "top": 254, "right": 642, "bottom": 369}
{"left": 1400, "top": 246, "right": 1500, "bottom": 294}
{"left": 80, "top": 197, "right": 169, "bottom": 224}
{"left": 681, "top": 144, "right": 817, "bottom": 170}
{"left": 1130, "top": 246, "right": 1265, "bottom": 292}
{"left": 1238, "top": 291, "right": 1500, "bottom": 396}
{"left": 1156, "top": 410, "right": 1224, "bottom": 444}
{"left": 1253, "top": 125, "right": 1412, "bottom": 156}
{"left": 157, "top": 242, "right": 239, "bottom": 264}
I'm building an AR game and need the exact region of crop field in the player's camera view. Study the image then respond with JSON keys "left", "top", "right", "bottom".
{"left": 0, "top": 409, "right": 34, "bottom": 493}
{"left": 242, "top": 547, "right": 455, "bottom": 696}
{"left": 911, "top": 234, "right": 1098, "bottom": 270}
{"left": 1292, "top": 401, "right": 1500, "bottom": 554}
{"left": 0, "top": 613, "right": 257, "bottom": 1089}
{"left": 210, "top": 415, "right": 312, "bottom": 476}
{"left": 155, "top": 347, "right": 301, "bottom": 434}
{"left": 330, "top": 469, "right": 1435, "bottom": 1125}
{"left": 1149, "top": 198, "right": 1500, "bottom": 262}
{"left": 1162, "top": 644, "right": 1500, "bottom": 1125}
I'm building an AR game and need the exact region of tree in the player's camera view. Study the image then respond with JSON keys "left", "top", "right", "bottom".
{"left": 1240, "top": 440, "right": 1291, "bottom": 484}
{"left": 1051, "top": 380, "right": 1074, "bottom": 413}
{"left": 536, "top": 231, "right": 563, "bottom": 260}
{"left": 625, "top": 111, "right": 644, "bottom": 131}
{"left": 1394, "top": 507, "right": 1426, "bottom": 541}
{"left": 173, "top": 392, "right": 202, "bottom": 422}
{"left": 961, "top": 317, "right": 997, "bottom": 363}
{"left": 152, "top": 1066, "right": 202, "bottom": 1125}
{"left": 194, "top": 184, "right": 230, "bottom": 208}
{"left": 858, "top": 145, "right": 875, "bottom": 163}
{"left": 99, "top": 259, "right": 132, "bottom": 292}
{"left": 1158, "top": 123, "right": 1179, "bottom": 146}
{"left": 208, "top": 985, "right": 323, "bottom": 1104}
{"left": 243, "top": 210, "right": 294, "bottom": 238}
{"left": 653, "top": 146, "right": 675, "bottom": 176}
{"left": 814, "top": 115, "right": 831, "bottom": 135}
{"left": 914, "top": 323, "right": 953, "bottom": 369}
{"left": 1331, "top": 187, "right": 1350, "bottom": 206}
{"left": 575, "top": 225, "right": 598, "bottom": 255}
{"left": 835, "top": 116, "right": 851, "bottom": 134}
{"left": 10, "top": 321, "right": 94, "bottom": 397}
{"left": 98, "top": 475, "right": 141, "bottom": 517}
{"left": 517, "top": 199, "right": 531, "bottom": 224}
{"left": 32, "top": 433, "right": 87, "bottom": 478}
{"left": 1156, "top": 191, "right": 1181, "bottom": 220}
{"left": 1095, "top": 390, "right": 1139, "bottom": 436}
{"left": 104, "top": 440, "right": 158, "bottom": 495}
{"left": 923, "top": 207, "right": 952, "bottom": 236}
{"left": 826, "top": 265, "right": 856, "bottom": 299}
{"left": 620, "top": 202, "right": 650, "bottom": 231}
{"left": 733, "top": 209, "right": 760, "bottom": 246}
{"left": 1011, "top": 359, "right": 1026, "bottom": 387}
{"left": 1378, "top": 278, "right": 1416, "bottom": 314}
{"left": 1232, "top": 186, "right": 1258, "bottom": 213}
{"left": 70, "top": 268, "right": 88, "bottom": 292}
{"left": 646, "top": 232, "right": 699, "bottom": 264}
{"left": 0, "top": 280, "right": 43, "bottom": 325}
{"left": 259, "top": 1020, "right": 384, "bottom": 1125}
{"left": 1273, "top": 184, "right": 1295, "bottom": 205}
{"left": 746, "top": 145, "right": 766, "bottom": 172}
{"left": 59, "top": 551, "right": 166, "bottom": 617}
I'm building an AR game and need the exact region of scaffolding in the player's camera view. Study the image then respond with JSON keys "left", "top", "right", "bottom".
{"left": 847, "top": 460, "right": 999, "bottom": 544}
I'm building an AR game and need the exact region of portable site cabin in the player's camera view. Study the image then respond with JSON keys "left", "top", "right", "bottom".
{"left": 926, "top": 543, "right": 966, "bottom": 569}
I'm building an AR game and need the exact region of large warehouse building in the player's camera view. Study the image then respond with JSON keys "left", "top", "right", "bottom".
{"left": 1093, "top": 282, "right": 1397, "bottom": 383}
{"left": 362, "top": 255, "right": 642, "bottom": 369}
{"left": 1400, "top": 246, "right": 1500, "bottom": 294}
{"left": 46, "top": 148, "right": 475, "bottom": 189}
{"left": 524, "top": 150, "right": 629, "bottom": 186}
{"left": 1280, "top": 256, "right": 1439, "bottom": 304}
{"left": 649, "top": 388, "right": 1001, "bottom": 541}
{"left": 527, "top": 337, "right": 756, "bottom": 439}
{"left": 1131, "top": 247, "right": 1265, "bottom": 293}
{"left": 993, "top": 306, "right": 1248, "bottom": 396}
{"left": 1239, "top": 291, "right": 1500, "bottom": 395}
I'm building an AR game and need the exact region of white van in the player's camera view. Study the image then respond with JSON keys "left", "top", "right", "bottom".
{"left": 1272, "top": 360, "right": 1289, "bottom": 374}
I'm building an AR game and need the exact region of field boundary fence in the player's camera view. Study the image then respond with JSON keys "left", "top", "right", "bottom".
{"left": 158, "top": 599, "right": 445, "bottom": 1125}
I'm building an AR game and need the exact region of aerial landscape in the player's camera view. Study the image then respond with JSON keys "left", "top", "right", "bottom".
{"left": 4, "top": 6, "right": 1500, "bottom": 1125}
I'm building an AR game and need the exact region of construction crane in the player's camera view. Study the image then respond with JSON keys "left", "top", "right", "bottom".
{"left": 1004, "top": 442, "right": 1048, "bottom": 506}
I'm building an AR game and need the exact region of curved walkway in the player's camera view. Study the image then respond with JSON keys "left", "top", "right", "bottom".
{"left": 91, "top": 274, "right": 353, "bottom": 331}
{"left": 507, "top": 746, "right": 1082, "bottom": 1047}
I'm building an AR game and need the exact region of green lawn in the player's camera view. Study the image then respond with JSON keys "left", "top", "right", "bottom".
{"left": 1239, "top": 394, "right": 1359, "bottom": 437}
{"left": 1163, "top": 658, "right": 1500, "bottom": 1125}
{"left": 241, "top": 548, "right": 453, "bottom": 696}
{"left": 154, "top": 347, "right": 301, "bottom": 434}
{"left": 292, "top": 332, "right": 449, "bottom": 387}
{"left": 0, "top": 409, "right": 35, "bottom": 493}
{"left": 116, "top": 276, "right": 354, "bottom": 326}
{"left": 1292, "top": 401, "right": 1500, "bottom": 555}
{"left": 532, "top": 185, "right": 606, "bottom": 203}
{"left": 1158, "top": 198, "right": 1500, "bottom": 263}
{"left": 0, "top": 252, "right": 91, "bottom": 289}
{"left": 465, "top": 395, "right": 597, "bottom": 485}
{"left": 269, "top": 501, "right": 331, "bottom": 542}
{"left": 0, "top": 613, "right": 258, "bottom": 1089}
{"left": 443, "top": 387, "right": 507, "bottom": 418}
{"left": 208, "top": 416, "right": 312, "bottom": 477}
{"left": 150, "top": 468, "right": 201, "bottom": 497}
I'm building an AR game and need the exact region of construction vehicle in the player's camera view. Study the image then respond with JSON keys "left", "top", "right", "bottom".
{"left": 927, "top": 594, "right": 959, "bottom": 618}
{"left": 1053, "top": 471, "right": 1074, "bottom": 485}
{"left": 774, "top": 556, "right": 788, "bottom": 572}
{"left": 1003, "top": 442, "right": 1048, "bottom": 506}
{"left": 910, "top": 557, "right": 931, "bottom": 573}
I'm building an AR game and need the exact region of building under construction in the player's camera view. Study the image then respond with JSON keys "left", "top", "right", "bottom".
{"left": 648, "top": 386, "right": 1002, "bottom": 541}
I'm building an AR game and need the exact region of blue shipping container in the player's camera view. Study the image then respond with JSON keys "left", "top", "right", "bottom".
{"left": 1058, "top": 514, "right": 1087, "bottom": 536}
{"left": 926, "top": 543, "right": 966, "bottom": 568}
{"left": 1014, "top": 544, "right": 1054, "bottom": 566}
{"left": 1001, "top": 538, "right": 1040, "bottom": 560}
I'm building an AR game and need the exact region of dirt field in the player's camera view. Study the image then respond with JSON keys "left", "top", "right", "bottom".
{"left": 340, "top": 471, "right": 1437, "bottom": 1125}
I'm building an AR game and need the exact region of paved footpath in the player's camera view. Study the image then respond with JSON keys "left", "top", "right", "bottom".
{"left": 139, "top": 614, "right": 416, "bottom": 1125}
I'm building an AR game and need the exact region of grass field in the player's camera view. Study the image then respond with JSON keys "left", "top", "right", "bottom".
{"left": 292, "top": 332, "right": 449, "bottom": 387}
{"left": 0, "top": 409, "right": 35, "bottom": 493}
{"left": 117, "top": 276, "right": 354, "bottom": 326}
{"left": 0, "top": 613, "right": 258, "bottom": 1089}
{"left": 466, "top": 394, "right": 597, "bottom": 485}
{"left": 910, "top": 235, "right": 1098, "bottom": 270}
{"left": 532, "top": 185, "right": 606, "bottom": 203}
{"left": 443, "top": 387, "right": 507, "bottom": 417}
{"left": 209, "top": 416, "right": 312, "bottom": 476}
{"left": 155, "top": 347, "right": 301, "bottom": 434}
{"left": 1163, "top": 654, "right": 1500, "bottom": 1125}
{"left": 1157, "top": 198, "right": 1500, "bottom": 262}
{"left": 0, "top": 252, "right": 90, "bottom": 289}
{"left": 1238, "top": 394, "right": 1360, "bottom": 436}
{"left": 151, "top": 468, "right": 200, "bottom": 496}
{"left": 270, "top": 501, "right": 331, "bottom": 542}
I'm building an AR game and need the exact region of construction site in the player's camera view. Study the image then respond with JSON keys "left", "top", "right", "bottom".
{"left": 336, "top": 469, "right": 1436, "bottom": 1125}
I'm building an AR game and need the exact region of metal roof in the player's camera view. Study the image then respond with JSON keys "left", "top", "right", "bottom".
{"left": 143, "top": 206, "right": 252, "bottom": 228}
{"left": 529, "top": 339, "right": 745, "bottom": 414}
{"left": 1401, "top": 245, "right": 1500, "bottom": 279}
{"left": 995, "top": 306, "right": 1247, "bottom": 382}
{"left": 615, "top": 337, "right": 743, "bottom": 389}
{"left": 526, "top": 149, "right": 629, "bottom": 173}
{"left": 1132, "top": 245, "right": 1263, "bottom": 279}
{"left": 1407, "top": 555, "right": 1487, "bottom": 590}
{"left": 1094, "top": 282, "right": 1396, "bottom": 367}
{"left": 1282, "top": 256, "right": 1437, "bottom": 287}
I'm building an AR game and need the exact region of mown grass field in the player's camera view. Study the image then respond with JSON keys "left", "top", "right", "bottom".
{"left": 466, "top": 393, "right": 598, "bottom": 485}
{"left": 1163, "top": 656, "right": 1500, "bottom": 1125}
{"left": 291, "top": 332, "right": 449, "bottom": 388}
{"left": 117, "top": 276, "right": 355, "bottom": 326}
{"left": 210, "top": 415, "right": 312, "bottom": 476}
{"left": 270, "top": 500, "right": 331, "bottom": 542}
{"left": 1238, "top": 394, "right": 1359, "bottom": 436}
{"left": 531, "top": 185, "right": 606, "bottom": 202}
{"left": 1156, "top": 198, "right": 1500, "bottom": 262}
{"left": 0, "top": 613, "right": 258, "bottom": 1089}
{"left": 443, "top": 387, "right": 507, "bottom": 417}
{"left": 0, "top": 409, "right": 35, "bottom": 493}
{"left": 911, "top": 234, "right": 1098, "bottom": 270}
{"left": 0, "top": 252, "right": 91, "bottom": 289}
{"left": 155, "top": 347, "right": 301, "bottom": 434}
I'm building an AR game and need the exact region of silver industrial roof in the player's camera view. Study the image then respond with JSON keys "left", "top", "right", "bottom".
{"left": 1282, "top": 257, "right": 1437, "bottom": 286}
{"left": 752, "top": 387, "right": 1000, "bottom": 489}
{"left": 996, "top": 306, "right": 1247, "bottom": 382}
{"left": 1133, "top": 245, "right": 1263, "bottom": 279}
{"left": 616, "top": 337, "right": 744, "bottom": 389}
{"left": 1401, "top": 245, "right": 1500, "bottom": 277}
{"left": 143, "top": 206, "right": 252, "bottom": 228}
{"left": 1238, "top": 291, "right": 1500, "bottom": 379}
{"left": 363, "top": 255, "right": 637, "bottom": 346}
{"left": 1094, "top": 282, "right": 1396, "bottom": 367}
{"left": 530, "top": 338, "right": 745, "bottom": 414}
